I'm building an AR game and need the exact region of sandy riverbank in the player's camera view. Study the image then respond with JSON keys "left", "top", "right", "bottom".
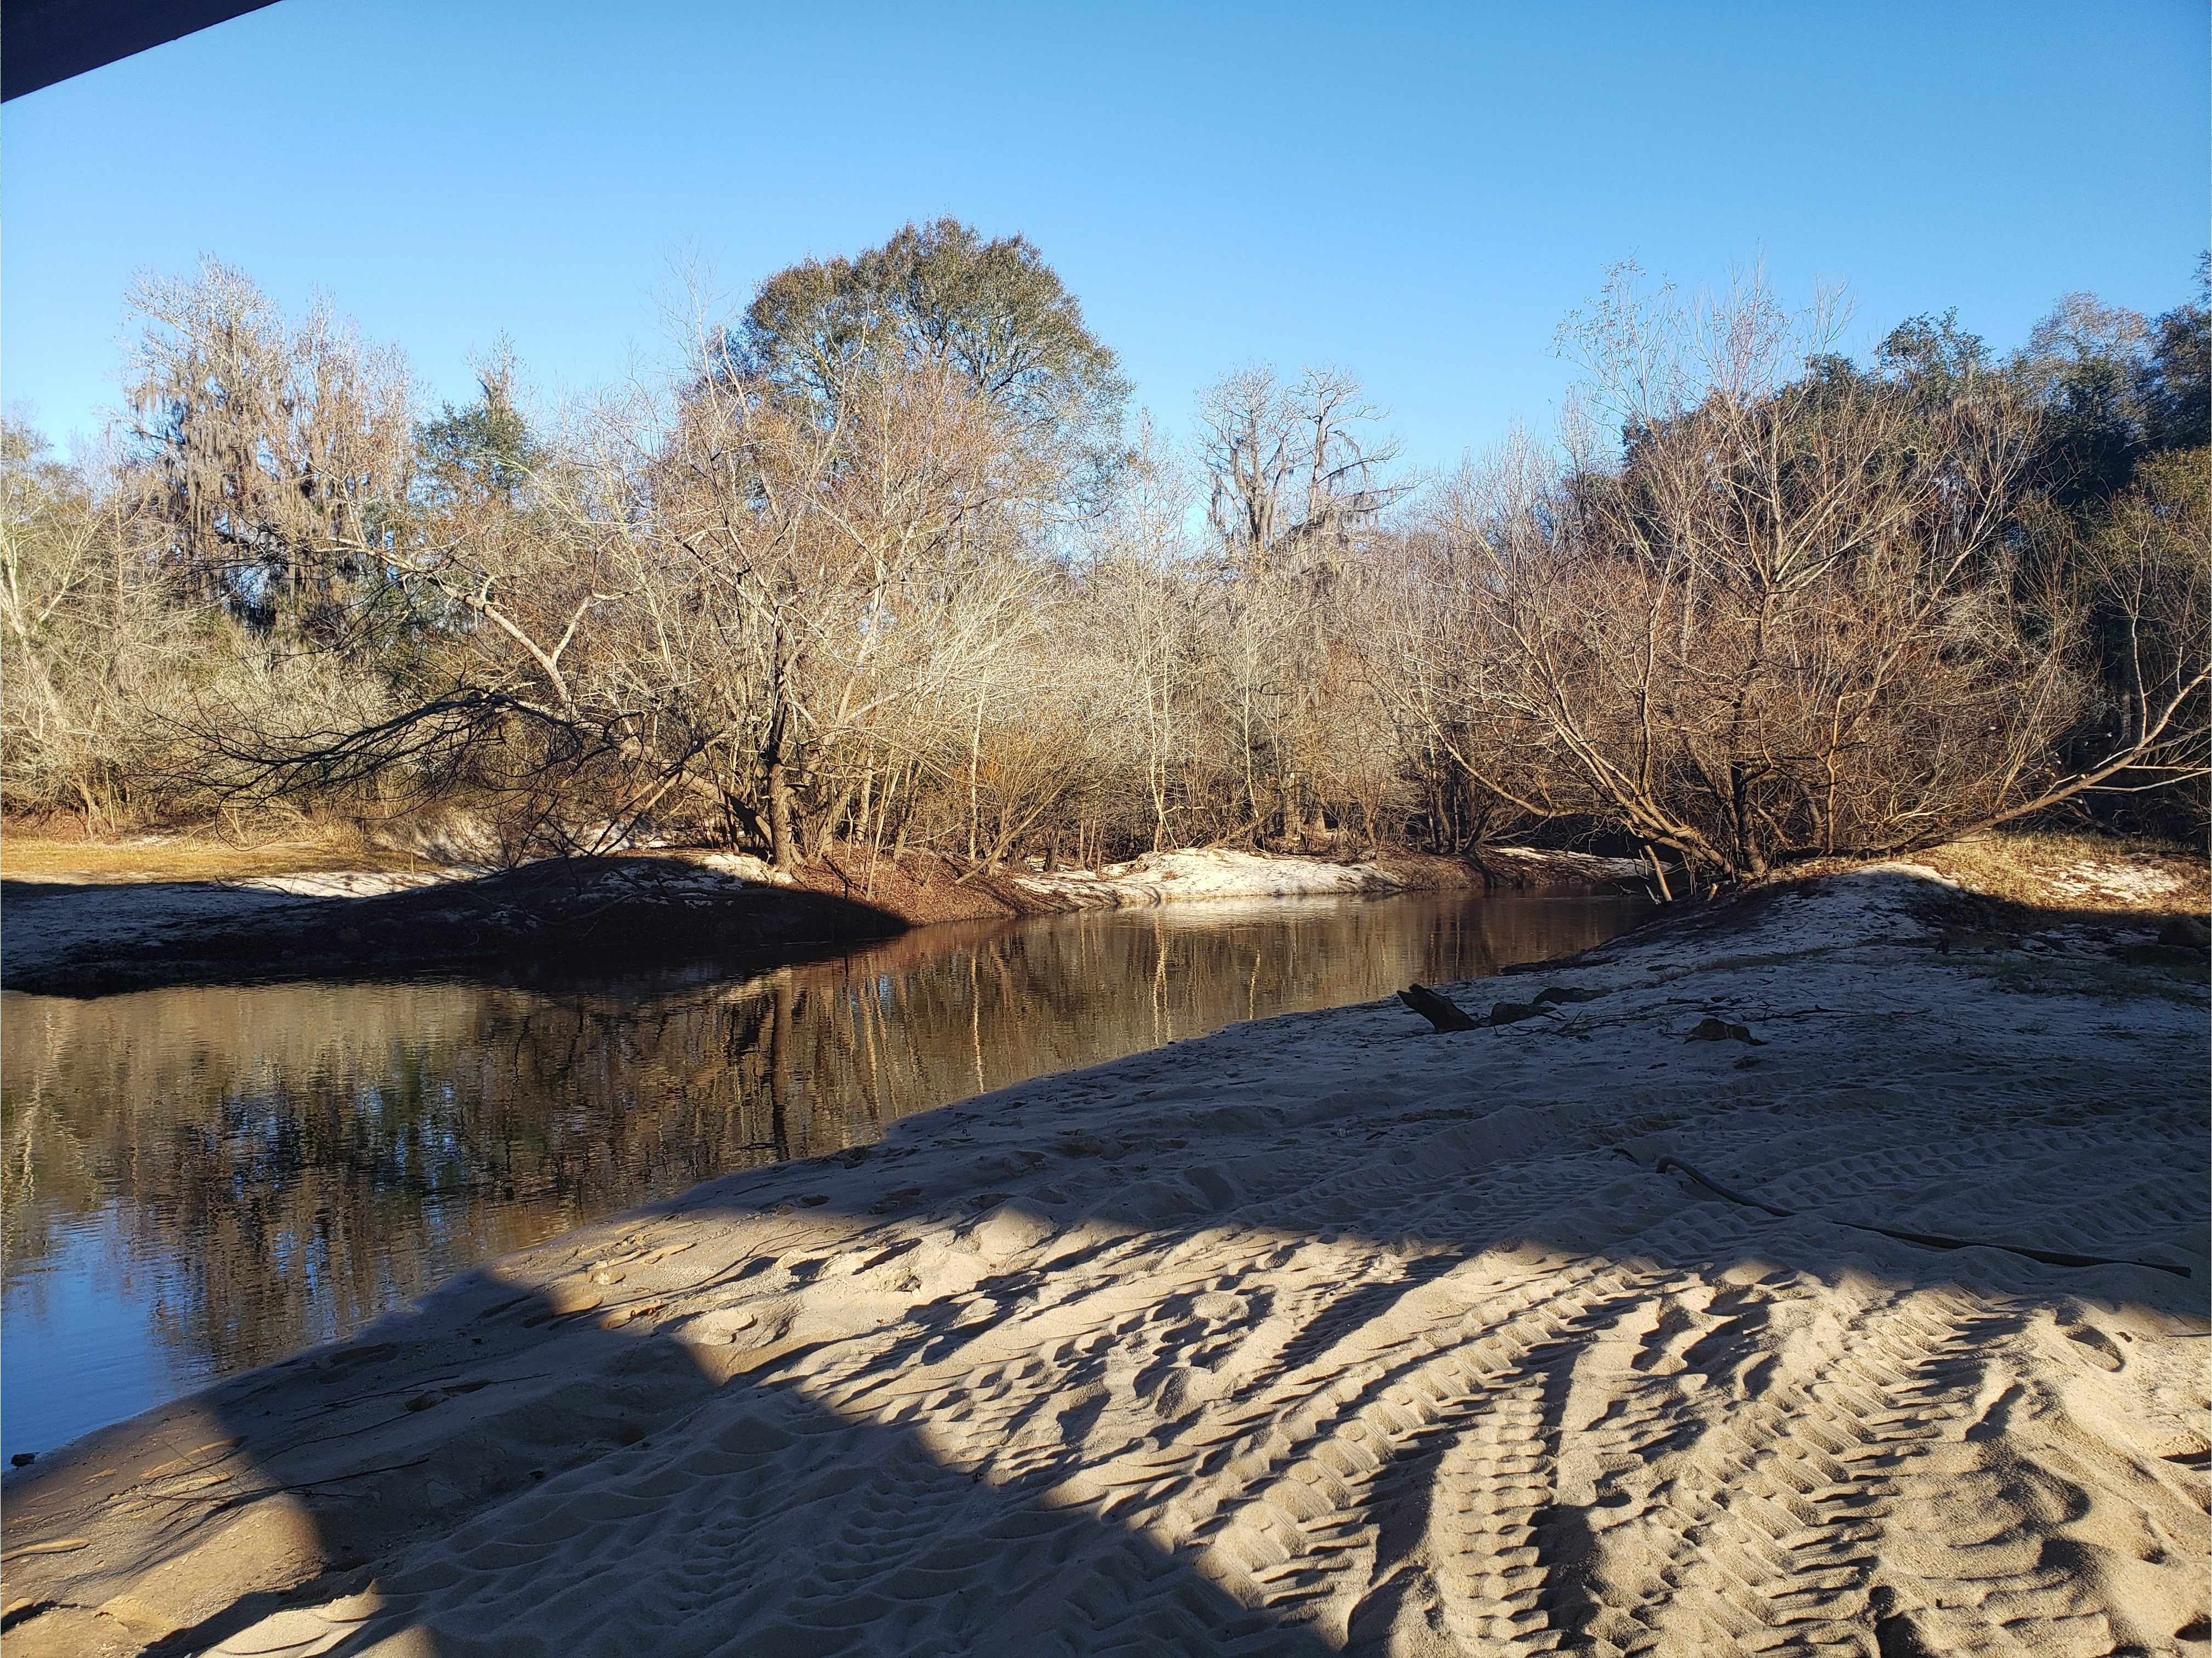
{"left": 1010, "top": 845, "right": 1645, "bottom": 909}
{"left": 2, "top": 846, "right": 2207, "bottom": 1656}
{"left": 0, "top": 843, "right": 1632, "bottom": 996}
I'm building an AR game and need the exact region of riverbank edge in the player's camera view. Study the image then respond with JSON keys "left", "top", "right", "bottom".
{"left": 0, "top": 842, "right": 1646, "bottom": 998}
{"left": 1, "top": 840, "right": 2204, "bottom": 1655}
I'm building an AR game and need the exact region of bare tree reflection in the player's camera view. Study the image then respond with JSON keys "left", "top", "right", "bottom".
{"left": 3, "top": 890, "right": 1642, "bottom": 1414}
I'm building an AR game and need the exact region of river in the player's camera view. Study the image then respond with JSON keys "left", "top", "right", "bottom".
{"left": 0, "top": 885, "right": 1646, "bottom": 1459}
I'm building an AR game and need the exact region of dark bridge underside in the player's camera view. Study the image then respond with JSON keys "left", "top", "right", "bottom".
{"left": 4, "top": 0, "right": 280, "bottom": 100}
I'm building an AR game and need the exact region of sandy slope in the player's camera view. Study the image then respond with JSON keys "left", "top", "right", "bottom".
{"left": 3, "top": 863, "right": 2206, "bottom": 1657}
{"left": 1013, "top": 847, "right": 1647, "bottom": 909}
{"left": 0, "top": 868, "right": 457, "bottom": 956}
{"left": 1014, "top": 847, "right": 1414, "bottom": 906}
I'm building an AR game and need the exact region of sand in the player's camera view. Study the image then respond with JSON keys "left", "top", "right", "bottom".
{"left": 1012, "top": 847, "right": 1647, "bottom": 910}
{"left": 3, "top": 859, "right": 2206, "bottom": 1656}
{"left": 0, "top": 868, "right": 468, "bottom": 978}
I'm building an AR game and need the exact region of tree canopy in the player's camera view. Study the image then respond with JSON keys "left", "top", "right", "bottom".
{"left": 734, "top": 218, "right": 1130, "bottom": 508}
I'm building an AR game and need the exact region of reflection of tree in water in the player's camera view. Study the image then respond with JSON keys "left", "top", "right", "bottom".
{"left": 1, "top": 892, "right": 1640, "bottom": 1383}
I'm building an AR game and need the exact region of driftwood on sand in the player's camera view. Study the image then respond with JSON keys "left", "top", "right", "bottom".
{"left": 1397, "top": 983, "right": 1479, "bottom": 1030}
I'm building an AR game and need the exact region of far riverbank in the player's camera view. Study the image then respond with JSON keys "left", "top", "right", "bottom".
{"left": 0, "top": 841, "right": 1647, "bottom": 998}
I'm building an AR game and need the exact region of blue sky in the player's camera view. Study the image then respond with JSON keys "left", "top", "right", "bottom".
{"left": 4, "top": 0, "right": 2205, "bottom": 475}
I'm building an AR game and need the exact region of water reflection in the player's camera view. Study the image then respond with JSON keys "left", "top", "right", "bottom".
{"left": 1, "top": 887, "right": 1644, "bottom": 1456}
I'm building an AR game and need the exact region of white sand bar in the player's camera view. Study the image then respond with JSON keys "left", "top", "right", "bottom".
{"left": 1014, "top": 845, "right": 1648, "bottom": 907}
{"left": 4, "top": 863, "right": 2206, "bottom": 1656}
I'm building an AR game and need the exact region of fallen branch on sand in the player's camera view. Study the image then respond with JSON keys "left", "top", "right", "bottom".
{"left": 1398, "top": 984, "right": 1479, "bottom": 1031}
{"left": 1399, "top": 984, "right": 1594, "bottom": 1031}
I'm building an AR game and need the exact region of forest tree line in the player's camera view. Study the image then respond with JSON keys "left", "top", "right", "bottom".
{"left": 3, "top": 221, "right": 2205, "bottom": 889}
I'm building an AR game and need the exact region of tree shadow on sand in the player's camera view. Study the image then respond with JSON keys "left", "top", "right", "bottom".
{"left": 5, "top": 1107, "right": 2203, "bottom": 1658}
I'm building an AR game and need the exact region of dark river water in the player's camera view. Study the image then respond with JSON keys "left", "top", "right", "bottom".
{"left": 0, "top": 887, "right": 1646, "bottom": 1459}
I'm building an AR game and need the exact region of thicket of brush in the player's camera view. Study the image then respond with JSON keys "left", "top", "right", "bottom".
{"left": 4, "top": 224, "right": 2203, "bottom": 888}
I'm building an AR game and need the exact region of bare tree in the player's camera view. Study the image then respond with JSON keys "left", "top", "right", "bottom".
{"left": 126, "top": 258, "right": 414, "bottom": 641}
{"left": 0, "top": 424, "right": 185, "bottom": 825}
{"left": 1076, "top": 418, "right": 1204, "bottom": 850}
{"left": 1195, "top": 365, "right": 1405, "bottom": 844}
{"left": 1372, "top": 267, "right": 2204, "bottom": 886}
{"left": 27, "top": 244, "right": 2198, "bottom": 878}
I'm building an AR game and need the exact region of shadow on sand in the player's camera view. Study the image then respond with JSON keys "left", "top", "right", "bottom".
{"left": 4, "top": 1112, "right": 2203, "bottom": 1656}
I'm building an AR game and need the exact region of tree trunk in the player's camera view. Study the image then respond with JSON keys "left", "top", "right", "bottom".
{"left": 966, "top": 690, "right": 984, "bottom": 865}
{"left": 766, "top": 753, "right": 796, "bottom": 872}
{"left": 809, "top": 775, "right": 857, "bottom": 862}
{"left": 765, "top": 624, "right": 799, "bottom": 872}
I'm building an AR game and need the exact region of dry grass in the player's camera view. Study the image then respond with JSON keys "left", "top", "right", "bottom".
{"left": 1603, "top": 828, "right": 2209, "bottom": 981}
{"left": 1912, "top": 828, "right": 2207, "bottom": 917}
{"left": 1869, "top": 830, "right": 2211, "bottom": 1006}
{"left": 1757, "top": 830, "right": 2206, "bottom": 917}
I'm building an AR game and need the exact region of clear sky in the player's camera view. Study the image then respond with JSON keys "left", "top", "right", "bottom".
{"left": 4, "top": 0, "right": 2205, "bottom": 475}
